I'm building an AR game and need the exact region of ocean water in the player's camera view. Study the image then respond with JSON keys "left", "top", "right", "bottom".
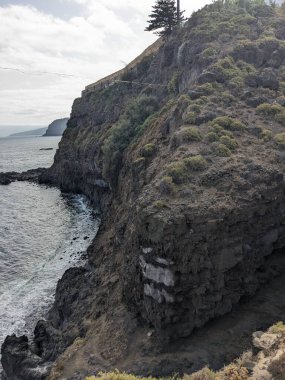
{"left": 0, "top": 137, "right": 99, "bottom": 370}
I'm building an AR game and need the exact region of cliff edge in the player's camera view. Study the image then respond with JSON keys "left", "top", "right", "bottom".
{"left": 43, "top": 118, "right": 68, "bottom": 137}
{"left": 3, "top": 2, "right": 285, "bottom": 379}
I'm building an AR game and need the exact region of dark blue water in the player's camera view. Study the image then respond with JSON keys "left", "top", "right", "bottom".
{"left": 0, "top": 137, "right": 99, "bottom": 365}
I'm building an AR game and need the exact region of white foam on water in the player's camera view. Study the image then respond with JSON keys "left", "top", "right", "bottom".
{"left": 0, "top": 182, "right": 99, "bottom": 371}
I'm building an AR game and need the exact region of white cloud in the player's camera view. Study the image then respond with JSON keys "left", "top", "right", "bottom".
{"left": 0, "top": 0, "right": 211, "bottom": 132}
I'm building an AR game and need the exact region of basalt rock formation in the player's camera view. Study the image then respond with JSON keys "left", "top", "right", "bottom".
{"left": 3, "top": 2, "right": 285, "bottom": 379}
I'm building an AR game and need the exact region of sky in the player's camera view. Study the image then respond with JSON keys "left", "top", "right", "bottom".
{"left": 0, "top": 0, "right": 211, "bottom": 136}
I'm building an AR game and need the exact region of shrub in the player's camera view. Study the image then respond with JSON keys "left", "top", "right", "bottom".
{"left": 141, "top": 143, "right": 156, "bottom": 157}
{"left": 205, "top": 131, "right": 219, "bottom": 142}
{"left": 86, "top": 372, "right": 158, "bottom": 380}
{"left": 220, "top": 130, "right": 234, "bottom": 138}
{"left": 274, "top": 133, "right": 285, "bottom": 149}
{"left": 182, "top": 127, "right": 203, "bottom": 141}
{"left": 212, "top": 124, "right": 224, "bottom": 135}
{"left": 167, "top": 161, "right": 189, "bottom": 183}
{"left": 183, "top": 367, "right": 216, "bottom": 380}
{"left": 218, "top": 364, "right": 249, "bottom": 380}
{"left": 269, "top": 321, "right": 285, "bottom": 334}
{"left": 211, "top": 116, "right": 246, "bottom": 131}
{"left": 183, "top": 111, "right": 197, "bottom": 124}
{"left": 256, "top": 103, "right": 283, "bottom": 117}
{"left": 197, "top": 83, "right": 215, "bottom": 96}
{"left": 256, "top": 103, "right": 285, "bottom": 126}
{"left": 103, "top": 95, "right": 159, "bottom": 182}
{"left": 139, "top": 112, "right": 159, "bottom": 137}
{"left": 275, "top": 111, "right": 285, "bottom": 127}
{"left": 184, "top": 155, "right": 207, "bottom": 171}
{"left": 268, "top": 352, "right": 285, "bottom": 380}
{"left": 172, "top": 127, "right": 203, "bottom": 147}
{"left": 159, "top": 176, "right": 176, "bottom": 194}
{"left": 153, "top": 200, "right": 167, "bottom": 209}
{"left": 260, "top": 128, "right": 273, "bottom": 142}
{"left": 200, "top": 47, "right": 218, "bottom": 59}
{"left": 219, "top": 135, "right": 238, "bottom": 150}
{"left": 217, "top": 144, "right": 232, "bottom": 157}
{"left": 168, "top": 71, "right": 180, "bottom": 94}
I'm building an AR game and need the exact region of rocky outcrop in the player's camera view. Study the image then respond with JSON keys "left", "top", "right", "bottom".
{"left": 0, "top": 168, "right": 47, "bottom": 185}
{"left": 3, "top": 2, "right": 285, "bottom": 379}
{"left": 1, "top": 335, "right": 51, "bottom": 380}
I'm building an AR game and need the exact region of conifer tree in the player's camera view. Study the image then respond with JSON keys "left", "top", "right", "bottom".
{"left": 145, "top": 0, "right": 184, "bottom": 38}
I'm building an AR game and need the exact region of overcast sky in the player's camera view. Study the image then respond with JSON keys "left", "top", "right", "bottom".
{"left": 0, "top": 0, "right": 211, "bottom": 136}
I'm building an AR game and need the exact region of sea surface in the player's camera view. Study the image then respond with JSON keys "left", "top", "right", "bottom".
{"left": 0, "top": 136, "right": 99, "bottom": 371}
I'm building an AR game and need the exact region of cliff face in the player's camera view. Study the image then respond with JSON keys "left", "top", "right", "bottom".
{"left": 43, "top": 118, "right": 68, "bottom": 137}
{"left": 3, "top": 2, "right": 285, "bottom": 379}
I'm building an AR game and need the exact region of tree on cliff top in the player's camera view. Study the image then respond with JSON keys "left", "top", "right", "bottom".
{"left": 145, "top": 0, "right": 185, "bottom": 37}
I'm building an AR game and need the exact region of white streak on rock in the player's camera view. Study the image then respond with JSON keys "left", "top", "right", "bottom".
{"left": 155, "top": 257, "right": 174, "bottom": 266}
{"left": 140, "top": 256, "right": 175, "bottom": 287}
{"left": 142, "top": 247, "right": 153, "bottom": 254}
{"left": 144, "top": 283, "right": 174, "bottom": 303}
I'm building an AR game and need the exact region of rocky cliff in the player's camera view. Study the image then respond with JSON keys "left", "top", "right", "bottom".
{"left": 3, "top": 2, "right": 285, "bottom": 379}
{"left": 43, "top": 118, "right": 68, "bottom": 137}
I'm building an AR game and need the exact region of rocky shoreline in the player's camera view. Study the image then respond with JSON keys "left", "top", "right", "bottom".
{"left": 0, "top": 168, "right": 47, "bottom": 186}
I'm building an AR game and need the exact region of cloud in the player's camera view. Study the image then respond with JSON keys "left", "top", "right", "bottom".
{"left": 0, "top": 0, "right": 210, "bottom": 130}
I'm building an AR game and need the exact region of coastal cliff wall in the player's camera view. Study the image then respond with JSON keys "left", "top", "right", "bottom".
{"left": 3, "top": 2, "right": 285, "bottom": 379}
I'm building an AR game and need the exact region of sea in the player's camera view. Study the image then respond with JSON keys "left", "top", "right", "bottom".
{"left": 0, "top": 136, "right": 99, "bottom": 371}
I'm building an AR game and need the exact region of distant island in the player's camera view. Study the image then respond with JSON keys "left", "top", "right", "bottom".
{"left": 9, "top": 118, "right": 68, "bottom": 138}
{"left": 43, "top": 118, "right": 68, "bottom": 137}
{"left": 10, "top": 127, "right": 48, "bottom": 137}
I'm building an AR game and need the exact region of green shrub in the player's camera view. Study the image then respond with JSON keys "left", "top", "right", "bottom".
{"left": 256, "top": 103, "right": 285, "bottom": 126}
{"left": 172, "top": 127, "right": 203, "bottom": 147}
{"left": 138, "top": 112, "right": 159, "bottom": 137}
{"left": 141, "top": 143, "right": 156, "bottom": 157}
{"left": 159, "top": 176, "right": 176, "bottom": 194}
{"left": 168, "top": 71, "right": 180, "bottom": 94}
{"left": 269, "top": 321, "right": 285, "bottom": 334}
{"left": 182, "top": 111, "right": 197, "bottom": 124}
{"left": 153, "top": 200, "right": 167, "bottom": 209}
{"left": 200, "top": 47, "right": 218, "bottom": 59}
{"left": 184, "top": 155, "right": 207, "bottom": 171}
{"left": 205, "top": 131, "right": 219, "bottom": 142}
{"left": 212, "top": 124, "right": 224, "bottom": 135}
{"left": 183, "top": 367, "right": 216, "bottom": 380}
{"left": 167, "top": 161, "right": 189, "bottom": 183}
{"left": 197, "top": 83, "right": 215, "bottom": 96}
{"left": 219, "top": 135, "right": 238, "bottom": 150}
{"left": 211, "top": 56, "right": 241, "bottom": 81}
{"left": 182, "top": 126, "right": 202, "bottom": 141}
{"left": 256, "top": 103, "right": 283, "bottom": 116}
{"left": 217, "top": 144, "right": 232, "bottom": 157}
{"left": 220, "top": 130, "right": 234, "bottom": 138}
{"left": 211, "top": 116, "right": 246, "bottom": 131}
{"left": 274, "top": 133, "right": 285, "bottom": 149}
{"left": 260, "top": 128, "right": 273, "bottom": 141}
{"left": 103, "top": 95, "right": 159, "bottom": 182}
{"left": 218, "top": 364, "right": 249, "bottom": 380}
{"left": 86, "top": 372, "right": 158, "bottom": 380}
{"left": 275, "top": 111, "right": 285, "bottom": 127}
